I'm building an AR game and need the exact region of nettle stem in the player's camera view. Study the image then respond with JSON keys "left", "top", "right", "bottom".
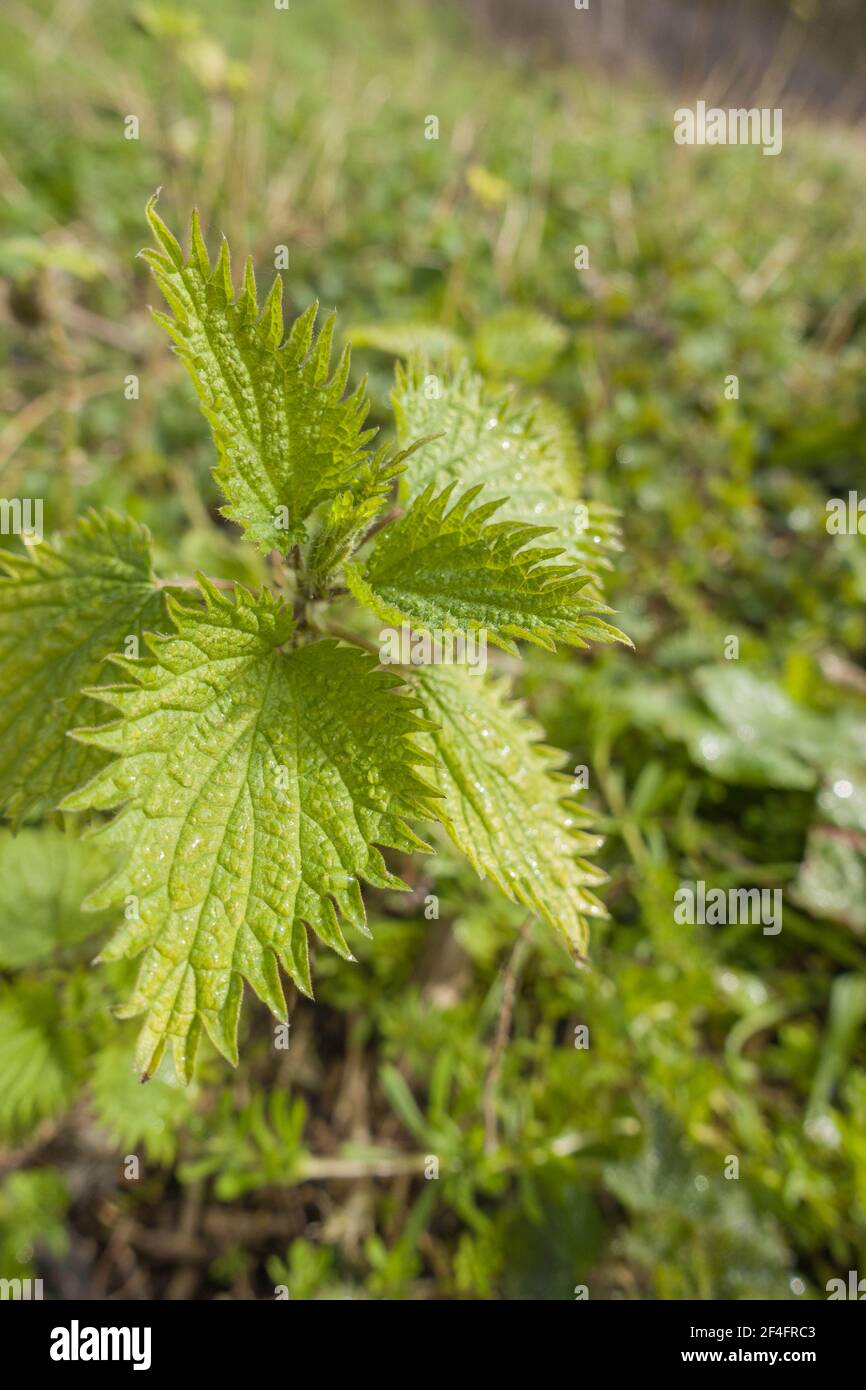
{"left": 322, "top": 622, "right": 380, "bottom": 657}
{"left": 360, "top": 506, "right": 400, "bottom": 547}
{"left": 269, "top": 548, "right": 289, "bottom": 594}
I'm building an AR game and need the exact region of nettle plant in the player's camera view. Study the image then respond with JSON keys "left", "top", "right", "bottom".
{"left": 0, "top": 198, "right": 630, "bottom": 1085}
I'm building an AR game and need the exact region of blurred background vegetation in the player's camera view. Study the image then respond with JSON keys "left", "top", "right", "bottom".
{"left": 1, "top": 0, "right": 865, "bottom": 1300}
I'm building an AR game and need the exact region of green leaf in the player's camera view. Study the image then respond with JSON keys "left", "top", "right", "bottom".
{"left": 62, "top": 581, "right": 439, "bottom": 1082}
{"left": 0, "top": 234, "right": 107, "bottom": 282}
{"left": 412, "top": 665, "right": 607, "bottom": 957}
{"left": 89, "top": 1037, "right": 197, "bottom": 1166}
{"left": 143, "top": 198, "right": 384, "bottom": 552}
{"left": 603, "top": 1104, "right": 791, "bottom": 1299}
{"left": 793, "top": 773, "right": 866, "bottom": 933}
{"left": 303, "top": 435, "right": 425, "bottom": 595}
{"left": 0, "top": 979, "right": 85, "bottom": 1140}
{"left": 616, "top": 668, "right": 826, "bottom": 791}
{"left": 392, "top": 360, "right": 620, "bottom": 583}
{"left": 0, "top": 510, "right": 165, "bottom": 822}
{"left": 0, "top": 827, "right": 117, "bottom": 969}
{"left": 348, "top": 320, "right": 463, "bottom": 362}
{"left": 473, "top": 307, "right": 569, "bottom": 384}
{"left": 688, "top": 666, "right": 824, "bottom": 789}
{"left": 347, "top": 481, "right": 628, "bottom": 654}
{"left": 805, "top": 974, "right": 866, "bottom": 1123}
{"left": 0, "top": 1170, "right": 68, "bottom": 1280}
{"left": 527, "top": 395, "right": 584, "bottom": 494}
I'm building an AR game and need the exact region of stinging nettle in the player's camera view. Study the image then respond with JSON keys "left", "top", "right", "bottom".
{"left": 0, "top": 196, "right": 630, "bottom": 1083}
